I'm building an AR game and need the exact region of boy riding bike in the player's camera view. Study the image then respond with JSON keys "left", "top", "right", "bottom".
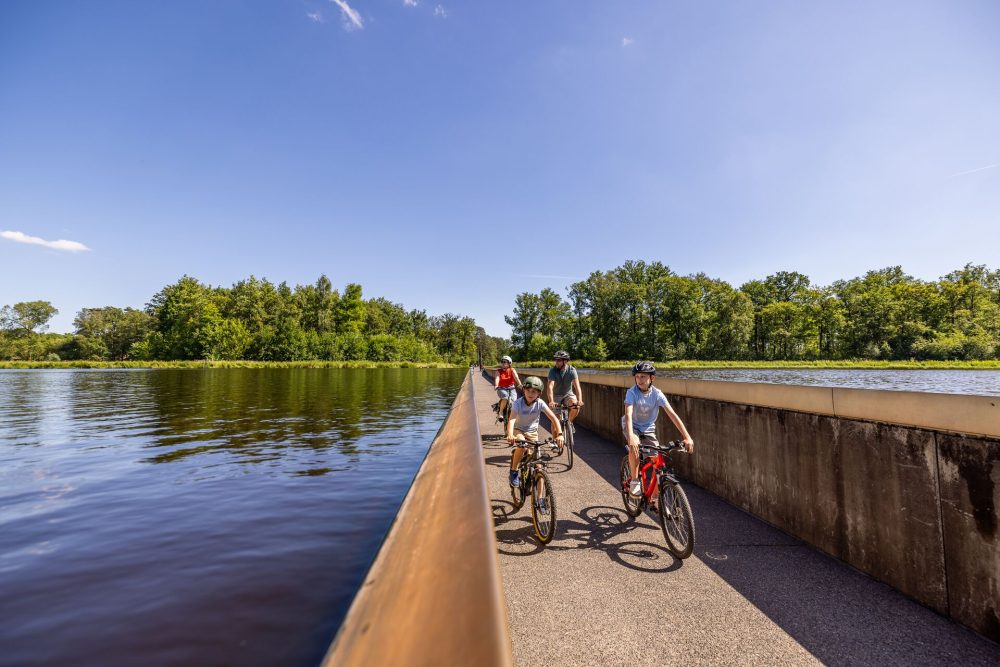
{"left": 547, "top": 350, "right": 584, "bottom": 424}
{"left": 507, "top": 376, "right": 564, "bottom": 487}
{"left": 622, "top": 361, "right": 694, "bottom": 497}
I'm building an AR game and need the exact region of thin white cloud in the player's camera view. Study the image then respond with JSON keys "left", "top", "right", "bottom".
{"left": 948, "top": 163, "right": 998, "bottom": 178}
{"left": 403, "top": 0, "right": 418, "bottom": 6}
{"left": 329, "top": 0, "right": 363, "bottom": 30}
{"left": 433, "top": 4, "right": 448, "bottom": 18}
{"left": 622, "top": 37, "right": 634, "bottom": 47}
{"left": 306, "top": 11, "right": 324, "bottom": 23}
{"left": 524, "top": 274, "right": 581, "bottom": 281}
{"left": 1, "top": 230, "right": 90, "bottom": 252}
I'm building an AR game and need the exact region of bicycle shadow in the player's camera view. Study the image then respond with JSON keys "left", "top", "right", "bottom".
{"left": 560, "top": 505, "right": 681, "bottom": 573}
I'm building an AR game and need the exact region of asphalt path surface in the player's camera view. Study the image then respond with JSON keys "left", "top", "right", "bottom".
{"left": 474, "top": 373, "right": 1000, "bottom": 666}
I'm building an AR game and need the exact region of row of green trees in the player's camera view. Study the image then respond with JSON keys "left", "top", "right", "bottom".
{"left": 505, "top": 261, "right": 1000, "bottom": 361}
{"left": 0, "top": 275, "right": 509, "bottom": 364}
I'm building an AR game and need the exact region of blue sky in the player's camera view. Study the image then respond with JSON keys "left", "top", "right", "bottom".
{"left": 1, "top": 1, "right": 998, "bottom": 336}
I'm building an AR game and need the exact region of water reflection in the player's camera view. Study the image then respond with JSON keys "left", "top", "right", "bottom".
{"left": 0, "top": 368, "right": 465, "bottom": 667}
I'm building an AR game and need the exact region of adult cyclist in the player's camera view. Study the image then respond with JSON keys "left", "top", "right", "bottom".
{"left": 494, "top": 355, "right": 521, "bottom": 418}
{"left": 547, "top": 350, "right": 584, "bottom": 424}
{"left": 622, "top": 361, "right": 694, "bottom": 497}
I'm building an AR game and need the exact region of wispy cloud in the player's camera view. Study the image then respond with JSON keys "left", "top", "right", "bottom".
{"left": 524, "top": 274, "right": 581, "bottom": 282}
{"left": 433, "top": 4, "right": 448, "bottom": 18}
{"left": 330, "top": 0, "right": 363, "bottom": 30}
{"left": 306, "top": 11, "right": 324, "bottom": 23}
{"left": 948, "top": 163, "right": 998, "bottom": 178}
{"left": 1, "top": 230, "right": 90, "bottom": 252}
{"left": 403, "top": 0, "right": 418, "bottom": 6}
{"left": 622, "top": 37, "right": 634, "bottom": 47}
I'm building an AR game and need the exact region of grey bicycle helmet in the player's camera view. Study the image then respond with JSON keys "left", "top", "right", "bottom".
{"left": 553, "top": 350, "right": 570, "bottom": 360}
{"left": 500, "top": 355, "right": 512, "bottom": 364}
{"left": 631, "top": 361, "right": 656, "bottom": 376}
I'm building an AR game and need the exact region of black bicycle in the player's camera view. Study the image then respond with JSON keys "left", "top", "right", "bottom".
{"left": 491, "top": 392, "right": 515, "bottom": 434}
{"left": 509, "top": 436, "right": 559, "bottom": 544}
{"left": 619, "top": 439, "right": 695, "bottom": 558}
{"left": 551, "top": 403, "right": 577, "bottom": 470}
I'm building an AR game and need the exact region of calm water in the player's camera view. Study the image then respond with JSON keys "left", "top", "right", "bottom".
{"left": 579, "top": 368, "right": 1000, "bottom": 396}
{"left": 0, "top": 368, "right": 466, "bottom": 667}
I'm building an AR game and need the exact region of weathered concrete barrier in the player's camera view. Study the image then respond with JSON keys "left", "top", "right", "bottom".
{"left": 500, "top": 367, "right": 1000, "bottom": 642}
{"left": 322, "top": 372, "right": 512, "bottom": 666}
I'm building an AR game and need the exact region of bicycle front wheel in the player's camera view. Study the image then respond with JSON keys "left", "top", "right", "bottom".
{"left": 563, "top": 418, "right": 574, "bottom": 470}
{"left": 530, "top": 470, "right": 557, "bottom": 544}
{"left": 658, "top": 482, "right": 695, "bottom": 558}
{"left": 619, "top": 456, "right": 641, "bottom": 517}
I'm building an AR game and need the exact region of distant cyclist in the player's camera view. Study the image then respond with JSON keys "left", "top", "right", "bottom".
{"left": 507, "top": 376, "right": 564, "bottom": 487}
{"left": 494, "top": 355, "right": 521, "bottom": 417}
{"left": 622, "top": 361, "right": 694, "bottom": 497}
{"left": 547, "top": 350, "right": 584, "bottom": 424}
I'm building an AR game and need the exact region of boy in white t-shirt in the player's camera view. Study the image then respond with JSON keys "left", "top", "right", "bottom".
{"left": 622, "top": 361, "right": 694, "bottom": 497}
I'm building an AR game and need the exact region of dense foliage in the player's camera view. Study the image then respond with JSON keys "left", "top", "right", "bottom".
{"left": 505, "top": 261, "right": 1000, "bottom": 361}
{"left": 0, "top": 275, "right": 508, "bottom": 364}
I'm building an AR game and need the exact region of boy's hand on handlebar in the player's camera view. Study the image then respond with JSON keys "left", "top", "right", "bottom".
{"left": 554, "top": 434, "right": 564, "bottom": 445}
{"left": 683, "top": 437, "right": 694, "bottom": 454}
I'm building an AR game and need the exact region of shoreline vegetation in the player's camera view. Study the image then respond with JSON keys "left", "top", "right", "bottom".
{"left": 3, "top": 360, "right": 999, "bottom": 370}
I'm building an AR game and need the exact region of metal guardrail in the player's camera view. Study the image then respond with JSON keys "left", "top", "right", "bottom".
{"left": 321, "top": 372, "right": 512, "bottom": 666}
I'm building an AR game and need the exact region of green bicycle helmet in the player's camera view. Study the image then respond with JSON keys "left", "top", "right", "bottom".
{"left": 522, "top": 376, "right": 544, "bottom": 391}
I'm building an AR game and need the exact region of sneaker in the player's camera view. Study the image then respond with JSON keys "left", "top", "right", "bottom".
{"left": 629, "top": 479, "right": 642, "bottom": 497}
{"left": 509, "top": 471, "right": 520, "bottom": 487}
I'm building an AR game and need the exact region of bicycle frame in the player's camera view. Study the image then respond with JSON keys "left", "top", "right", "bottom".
{"left": 637, "top": 445, "right": 682, "bottom": 501}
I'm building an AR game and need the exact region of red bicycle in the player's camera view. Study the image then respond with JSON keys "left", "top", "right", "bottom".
{"left": 619, "top": 439, "right": 696, "bottom": 559}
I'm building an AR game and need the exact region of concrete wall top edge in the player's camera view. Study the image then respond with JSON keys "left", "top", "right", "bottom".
{"left": 514, "top": 368, "right": 999, "bottom": 438}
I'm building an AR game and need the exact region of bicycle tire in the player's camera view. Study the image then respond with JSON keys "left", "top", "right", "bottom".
{"left": 510, "top": 462, "right": 526, "bottom": 511}
{"left": 619, "top": 455, "right": 642, "bottom": 517}
{"left": 658, "top": 482, "right": 695, "bottom": 558}
{"left": 563, "top": 417, "right": 574, "bottom": 470}
{"left": 530, "top": 469, "right": 557, "bottom": 544}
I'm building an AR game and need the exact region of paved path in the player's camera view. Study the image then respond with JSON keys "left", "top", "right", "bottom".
{"left": 473, "top": 372, "right": 1000, "bottom": 666}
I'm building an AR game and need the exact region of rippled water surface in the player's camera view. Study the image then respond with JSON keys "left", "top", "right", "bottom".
{"left": 0, "top": 368, "right": 466, "bottom": 667}
{"left": 580, "top": 368, "right": 1000, "bottom": 396}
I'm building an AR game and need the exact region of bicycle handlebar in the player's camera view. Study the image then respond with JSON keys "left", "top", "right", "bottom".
{"left": 639, "top": 439, "right": 689, "bottom": 455}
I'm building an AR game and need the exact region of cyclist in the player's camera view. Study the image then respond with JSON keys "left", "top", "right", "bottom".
{"left": 507, "top": 376, "right": 564, "bottom": 487}
{"left": 494, "top": 355, "right": 521, "bottom": 417}
{"left": 547, "top": 350, "right": 584, "bottom": 424}
{"left": 622, "top": 361, "right": 694, "bottom": 497}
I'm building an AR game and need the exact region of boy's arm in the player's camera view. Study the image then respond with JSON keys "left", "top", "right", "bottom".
{"left": 506, "top": 413, "right": 516, "bottom": 443}
{"left": 661, "top": 403, "right": 694, "bottom": 453}
{"left": 542, "top": 403, "right": 564, "bottom": 441}
{"left": 624, "top": 404, "right": 639, "bottom": 448}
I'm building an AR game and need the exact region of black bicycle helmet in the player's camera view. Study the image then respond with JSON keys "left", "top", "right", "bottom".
{"left": 553, "top": 350, "right": 570, "bottom": 360}
{"left": 631, "top": 361, "right": 656, "bottom": 376}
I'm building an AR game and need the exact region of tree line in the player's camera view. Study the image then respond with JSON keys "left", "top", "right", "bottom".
{"left": 0, "top": 275, "right": 508, "bottom": 364}
{"left": 505, "top": 261, "right": 1000, "bottom": 361}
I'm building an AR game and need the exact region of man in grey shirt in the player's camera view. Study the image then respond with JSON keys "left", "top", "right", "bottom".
{"left": 547, "top": 350, "right": 584, "bottom": 425}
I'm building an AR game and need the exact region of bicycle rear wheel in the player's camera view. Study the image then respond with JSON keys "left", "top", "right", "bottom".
{"left": 530, "top": 470, "right": 557, "bottom": 544}
{"left": 658, "top": 482, "right": 695, "bottom": 558}
{"left": 619, "top": 456, "right": 641, "bottom": 517}
{"left": 563, "top": 417, "right": 574, "bottom": 470}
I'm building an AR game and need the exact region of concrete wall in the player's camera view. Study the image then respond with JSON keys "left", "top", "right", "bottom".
{"left": 505, "top": 368, "right": 1000, "bottom": 642}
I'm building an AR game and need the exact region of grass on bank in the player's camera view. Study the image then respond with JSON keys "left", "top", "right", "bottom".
{"left": 515, "top": 359, "right": 1000, "bottom": 370}
{"left": 0, "top": 360, "right": 462, "bottom": 370}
